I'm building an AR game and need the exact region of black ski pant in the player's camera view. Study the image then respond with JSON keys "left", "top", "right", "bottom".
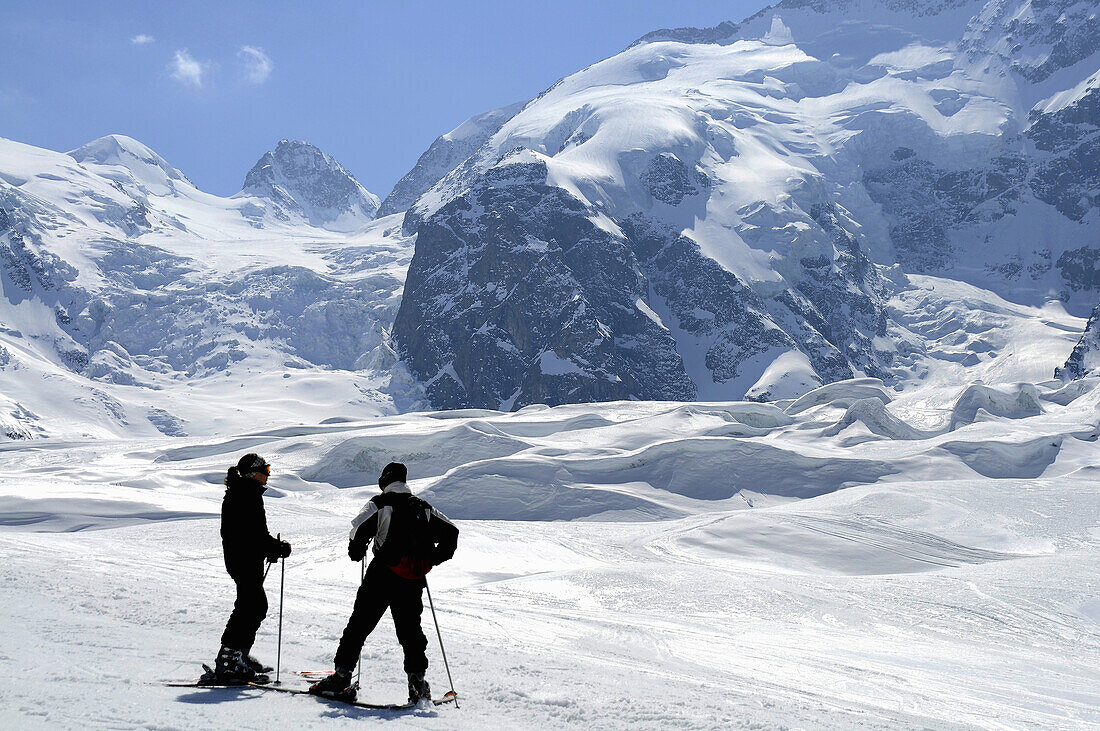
{"left": 220, "top": 570, "right": 268, "bottom": 653}
{"left": 333, "top": 559, "right": 427, "bottom": 675}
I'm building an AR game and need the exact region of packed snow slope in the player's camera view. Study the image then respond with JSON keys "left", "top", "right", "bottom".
{"left": 394, "top": 0, "right": 1100, "bottom": 410}
{"left": 0, "top": 135, "right": 420, "bottom": 440}
{"left": 1, "top": 366, "right": 1098, "bottom": 729}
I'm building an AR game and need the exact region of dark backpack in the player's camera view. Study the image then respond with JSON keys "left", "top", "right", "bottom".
{"left": 379, "top": 495, "right": 434, "bottom": 580}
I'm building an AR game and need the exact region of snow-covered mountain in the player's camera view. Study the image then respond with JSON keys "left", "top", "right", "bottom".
{"left": 240, "top": 139, "right": 381, "bottom": 230}
{"left": 377, "top": 101, "right": 527, "bottom": 217}
{"left": 0, "top": 134, "right": 415, "bottom": 440}
{"left": 392, "top": 0, "right": 1100, "bottom": 410}
{"left": 2, "top": 0, "right": 1098, "bottom": 436}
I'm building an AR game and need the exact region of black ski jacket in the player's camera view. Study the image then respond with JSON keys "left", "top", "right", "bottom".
{"left": 348, "top": 482, "right": 459, "bottom": 575}
{"left": 221, "top": 474, "right": 279, "bottom": 577}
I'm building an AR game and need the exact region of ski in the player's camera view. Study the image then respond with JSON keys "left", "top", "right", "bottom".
{"left": 164, "top": 677, "right": 273, "bottom": 688}
{"left": 292, "top": 670, "right": 333, "bottom": 680}
{"left": 165, "top": 681, "right": 259, "bottom": 688}
{"left": 163, "top": 663, "right": 271, "bottom": 688}
{"left": 249, "top": 682, "right": 458, "bottom": 710}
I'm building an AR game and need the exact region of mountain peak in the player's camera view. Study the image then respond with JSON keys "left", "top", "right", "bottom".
{"left": 241, "top": 140, "right": 379, "bottom": 230}
{"left": 632, "top": 0, "right": 985, "bottom": 48}
{"left": 68, "top": 134, "right": 191, "bottom": 186}
{"left": 377, "top": 101, "right": 526, "bottom": 217}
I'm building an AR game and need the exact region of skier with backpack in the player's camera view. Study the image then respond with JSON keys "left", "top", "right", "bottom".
{"left": 212, "top": 453, "right": 292, "bottom": 681}
{"left": 310, "top": 462, "right": 459, "bottom": 703}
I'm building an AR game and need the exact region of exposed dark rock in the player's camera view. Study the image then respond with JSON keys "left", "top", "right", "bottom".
{"left": 1056, "top": 247, "right": 1100, "bottom": 292}
{"left": 1026, "top": 80, "right": 1100, "bottom": 222}
{"left": 640, "top": 153, "right": 708, "bottom": 205}
{"left": 1056, "top": 303, "right": 1100, "bottom": 380}
{"left": 395, "top": 154, "right": 696, "bottom": 410}
{"left": 863, "top": 152, "right": 1028, "bottom": 271}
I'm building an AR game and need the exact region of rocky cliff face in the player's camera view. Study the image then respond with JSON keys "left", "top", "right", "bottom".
{"left": 1057, "top": 303, "right": 1100, "bottom": 380}
{"left": 394, "top": 0, "right": 1099, "bottom": 410}
{"left": 395, "top": 152, "right": 697, "bottom": 409}
{"left": 241, "top": 139, "right": 380, "bottom": 230}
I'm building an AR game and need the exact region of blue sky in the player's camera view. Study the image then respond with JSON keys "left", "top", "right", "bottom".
{"left": 0, "top": 1, "right": 764, "bottom": 199}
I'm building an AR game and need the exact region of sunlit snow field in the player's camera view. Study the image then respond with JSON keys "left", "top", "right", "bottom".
{"left": 1, "top": 357, "right": 1098, "bottom": 728}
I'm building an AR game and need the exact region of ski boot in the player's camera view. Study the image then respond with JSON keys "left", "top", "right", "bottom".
{"left": 408, "top": 671, "right": 431, "bottom": 704}
{"left": 244, "top": 653, "right": 274, "bottom": 674}
{"left": 212, "top": 646, "right": 257, "bottom": 684}
{"left": 309, "top": 667, "right": 358, "bottom": 701}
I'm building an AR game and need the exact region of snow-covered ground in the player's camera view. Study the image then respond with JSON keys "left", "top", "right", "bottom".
{"left": 2, "top": 331, "right": 1097, "bottom": 728}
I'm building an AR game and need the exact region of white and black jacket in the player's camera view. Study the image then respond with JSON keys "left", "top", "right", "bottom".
{"left": 348, "top": 482, "right": 459, "bottom": 570}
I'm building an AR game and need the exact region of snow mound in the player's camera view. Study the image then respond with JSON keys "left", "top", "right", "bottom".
{"left": 1040, "top": 376, "right": 1100, "bottom": 406}
{"left": 424, "top": 435, "right": 895, "bottom": 520}
{"left": 949, "top": 383, "right": 1043, "bottom": 430}
{"left": 300, "top": 421, "right": 533, "bottom": 488}
{"left": 668, "top": 511, "right": 1020, "bottom": 576}
{"left": 785, "top": 378, "right": 892, "bottom": 415}
{"left": 939, "top": 435, "right": 1062, "bottom": 479}
{"left": 0, "top": 495, "right": 212, "bottom": 533}
{"left": 820, "top": 397, "right": 931, "bottom": 440}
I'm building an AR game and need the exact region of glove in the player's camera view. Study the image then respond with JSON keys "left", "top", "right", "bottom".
{"left": 348, "top": 538, "right": 366, "bottom": 562}
{"left": 267, "top": 540, "right": 291, "bottom": 562}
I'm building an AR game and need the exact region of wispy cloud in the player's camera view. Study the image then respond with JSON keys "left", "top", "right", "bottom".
{"left": 238, "top": 46, "right": 272, "bottom": 84}
{"left": 169, "top": 49, "right": 207, "bottom": 88}
{"left": 130, "top": 34, "right": 155, "bottom": 45}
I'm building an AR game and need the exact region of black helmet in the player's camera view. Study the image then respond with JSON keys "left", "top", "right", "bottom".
{"left": 378, "top": 462, "right": 407, "bottom": 489}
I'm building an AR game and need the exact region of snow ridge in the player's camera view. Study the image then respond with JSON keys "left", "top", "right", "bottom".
{"left": 377, "top": 100, "right": 527, "bottom": 217}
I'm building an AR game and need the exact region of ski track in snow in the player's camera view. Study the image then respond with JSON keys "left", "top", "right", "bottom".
{"left": 1, "top": 377, "right": 1099, "bottom": 729}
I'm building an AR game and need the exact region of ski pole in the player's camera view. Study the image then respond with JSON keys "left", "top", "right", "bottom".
{"left": 276, "top": 533, "right": 285, "bottom": 685}
{"left": 357, "top": 557, "right": 364, "bottom": 688}
{"left": 425, "top": 579, "right": 458, "bottom": 708}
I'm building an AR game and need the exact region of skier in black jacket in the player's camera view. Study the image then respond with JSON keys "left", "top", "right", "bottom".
{"left": 310, "top": 462, "right": 459, "bottom": 703}
{"left": 213, "top": 453, "right": 291, "bottom": 680}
